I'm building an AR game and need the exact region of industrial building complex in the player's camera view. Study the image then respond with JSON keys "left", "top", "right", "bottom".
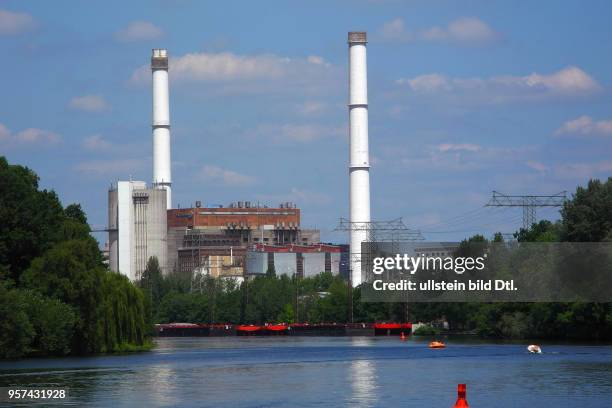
{"left": 107, "top": 47, "right": 346, "bottom": 282}
{"left": 106, "top": 33, "right": 439, "bottom": 285}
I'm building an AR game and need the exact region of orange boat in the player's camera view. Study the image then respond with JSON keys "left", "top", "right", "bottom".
{"left": 235, "top": 325, "right": 263, "bottom": 335}
{"left": 266, "top": 324, "right": 289, "bottom": 335}
{"left": 429, "top": 341, "right": 446, "bottom": 349}
{"left": 267, "top": 324, "right": 288, "bottom": 331}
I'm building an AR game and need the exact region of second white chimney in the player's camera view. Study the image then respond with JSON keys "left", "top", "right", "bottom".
{"left": 151, "top": 48, "right": 172, "bottom": 209}
{"left": 348, "top": 32, "right": 371, "bottom": 287}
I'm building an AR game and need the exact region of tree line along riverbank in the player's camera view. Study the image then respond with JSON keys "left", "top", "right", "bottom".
{"left": 140, "top": 178, "right": 612, "bottom": 341}
{"left": 1, "top": 155, "right": 611, "bottom": 359}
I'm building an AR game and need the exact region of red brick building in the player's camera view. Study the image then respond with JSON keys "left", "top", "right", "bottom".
{"left": 167, "top": 202, "right": 320, "bottom": 275}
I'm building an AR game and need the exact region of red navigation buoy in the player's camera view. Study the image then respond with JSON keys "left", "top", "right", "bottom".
{"left": 400, "top": 332, "right": 406, "bottom": 340}
{"left": 453, "top": 384, "right": 469, "bottom": 408}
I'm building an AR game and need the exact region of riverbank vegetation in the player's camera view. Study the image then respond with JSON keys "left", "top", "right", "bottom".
{"left": 145, "top": 178, "right": 612, "bottom": 341}
{"left": 1, "top": 153, "right": 610, "bottom": 359}
{"left": 0, "top": 157, "right": 148, "bottom": 358}
{"left": 412, "top": 325, "right": 440, "bottom": 336}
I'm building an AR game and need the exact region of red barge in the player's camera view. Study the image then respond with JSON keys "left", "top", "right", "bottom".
{"left": 373, "top": 323, "right": 412, "bottom": 336}
{"left": 156, "top": 322, "right": 411, "bottom": 337}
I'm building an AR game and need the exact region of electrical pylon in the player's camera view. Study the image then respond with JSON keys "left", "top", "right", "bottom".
{"left": 486, "top": 191, "right": 567, "bottom": 230}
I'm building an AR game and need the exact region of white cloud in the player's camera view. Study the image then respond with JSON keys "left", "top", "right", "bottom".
{"left": 82, "top": 135, "right": 112, "bottom": 151}
{"left": 255, "top": 123, "right": 344, "bottom": 143}
{"left": 419, "top": 26, "right": 447, "bottom": 42}
{"left": 397, "top": 66, "right": 601, "bottom": 102}
{"left": 0, "top": 9, "right": 36, "bottom": 35}
{"left": 69, "top": 95, "right": 110, "bottom": 112}
{"left": 115, "top": 21, "right": 163, "bottom": 42}
{"left": 398, "top": 73, "right": 450, "bottom": 92}
{"left": 0, "top": 123, "right": 60, "bottom": 147}
{"left": 257, "top": 187, "right": 331, "bottom": 207}
{"left": 526, "top": 161, "right": 548, "bottom": 172}
{"left": 297, "top": 101, "right": 328, "bottom": 116}
{"left": 380, "top": 18, "right": 413, "bottom": 42}
{"left": 14, "top": 128, "right": 60, "bottom": 144}
{"left": 381, "top": 143, "right": 536, "bottom": 173}
{"left": 199, "top": 165, "right": 255, "bottom": 186}
{"left": 307, "top": 55, "right": 327, "bottom": 65}
{"left": 555, "top": 115, "right": 612, "bottom": 136}
{"left": 435, "top": 17, "right": 498, "bottom": 46}
{"left": 173, "top": 52, "right": 285, "bottom": 81}
{"left": 520, "top": 66, "right": 600, "bottom": 95}
{"left": 436, "top": 143, "right": 482, "bottom": 152}
{"left": 0, "top": 123, "right": 10, "bottom": 140}
{"left": 75, "top": 158, "right": 146, "bottom": 176}
{"left": 129, "top": 51, "right": 335, "bottom": 88}
{"left": 554, "top": 161, "right": 612, "bottom": 180}
{"left": 379, "top": 17, "right": 498, "bottom": 46}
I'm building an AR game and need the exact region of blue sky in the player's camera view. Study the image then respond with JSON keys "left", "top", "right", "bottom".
{"left": 1, "top": 0, "right": 611, "bottom": 245}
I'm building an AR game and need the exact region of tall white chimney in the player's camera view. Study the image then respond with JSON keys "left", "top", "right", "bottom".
{"left": 151, "top": 49, "right": 172, "bottom": 209}
{"left": 348, "top": 32, "right": 371, "bottom": 287}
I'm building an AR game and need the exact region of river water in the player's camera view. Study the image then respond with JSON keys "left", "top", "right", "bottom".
{"left": 1, "top": 336, "right": 611, "bottom": 407}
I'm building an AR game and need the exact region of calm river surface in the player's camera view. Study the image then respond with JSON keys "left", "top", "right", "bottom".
{"left": 1, "top": 336, "right": 611, "bottom": 407}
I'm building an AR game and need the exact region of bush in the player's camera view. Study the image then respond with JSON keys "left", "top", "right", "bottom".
{"left": 157, "top": 291, "right": 205, "bottom": 323}
{"left": 24, "top": 291, "right": 76, "bottom": 355}
{"left": 100, "top": 272, "right": 147, "bottom": 353}
{"left": 413, "top": 325, "right": 440, "bottom": 336}
{"left": 0, "top": 285, "right": 75, "bottom": 358}
{"left": 0, "top": 285, "right": 34, "bottom": 358}
{"left": 21, "top": 240, "right": 148, "bottom": 354}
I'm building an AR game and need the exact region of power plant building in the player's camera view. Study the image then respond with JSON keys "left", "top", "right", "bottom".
{"left": 167, "top": 201, "right": 322, "bottom": 276}
{"left": 108, "top": 180, "right": 168, "bottom": 281}
{"left": 106, "top": 45, "right": 354, "bottom": 283}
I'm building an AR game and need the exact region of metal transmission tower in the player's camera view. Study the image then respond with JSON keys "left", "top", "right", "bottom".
{"left": 335, "top": 218, "right": 424, "bottom": 243}
{"left": 335, "top": 218, "right": 424, "bottom": 283}
{"left": 486, "top": 191, "right": 567, "bottom": 230}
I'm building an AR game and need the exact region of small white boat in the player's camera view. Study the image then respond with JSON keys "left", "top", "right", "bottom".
{"left": 527, "top": 344, "right": 542, "bottom": 354}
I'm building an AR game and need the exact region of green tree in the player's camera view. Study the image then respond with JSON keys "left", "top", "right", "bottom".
{"left": 562, "top": 178, "right": 612, "bottom": 242}
{"left": 64, "top": 203, "right": 88, "bottom": 225}
{"left": 277, "top": 303, "right": 295, "bottom": 323}
{"left": 138, "top": 256, "right": 165, "bottom": 328}
{"left": 0, "top": 157, "right": 66, "bottom": 282}
{"left": 24, "top": 290, "right": 76, "bottom": 355}
{"left": 157, "top": 291, "right": 204, "bottom": 323}
{"left": 1, "top": 156, "right": 150, "bottom": 357}
{"left": 515, "top": 220, "right": 561, "bottom": 242}
{"left": 59, "top": 204, "right": 91, "bottom": 242}
{"left": 21, "top": 238, "right": 148, "bottom": 353}
{"left": 0, "top": 284, "right": 34, "bottom": 358}
{"left": 21, "top": 239, "right": 106, "bottom": 353}
{"left": 101, "top": 272, "right": 147, "bottom": 351}
{"left": 492, "top": 232, "right": 504, "bottom": 242}
{"left": 140, "top": 257, "right": 164, "bottom": 303}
